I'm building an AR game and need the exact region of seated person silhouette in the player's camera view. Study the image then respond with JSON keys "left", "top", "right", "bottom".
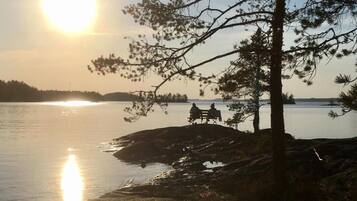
{"left": 190, "top": 103, "right": 201, "bottom": 121}
{"left": 207, "top": 103, "right": 222, "bottom": 121}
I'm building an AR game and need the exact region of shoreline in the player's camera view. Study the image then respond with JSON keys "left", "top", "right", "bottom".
{"left": 93, "top": 124, "right": 357, "bottom": 201}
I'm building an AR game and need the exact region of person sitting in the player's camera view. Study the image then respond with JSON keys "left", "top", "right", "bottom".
{"left": 207, "top": 103, "right": 222, "bottom": 121}
{"left": 189, "top": 103, "right": 201, "bottom": 121}
{"left": 207, "top": 103, "right": 217, "bottom": 118}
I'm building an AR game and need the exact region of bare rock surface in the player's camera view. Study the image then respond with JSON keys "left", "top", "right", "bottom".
{"left": 94, "top": 124, "right": 357, "bottom": 201}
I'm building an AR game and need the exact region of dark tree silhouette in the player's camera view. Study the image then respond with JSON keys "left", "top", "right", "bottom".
{"left": 270, "top": 1, "right": 287, "bottom": 197}
{"left": 285, "top": 1, "right": 357, "bottom": 84}
{"left": 224, "top": 102, "right": 252, "bottom": 130}
{"left": 217, "top": 28, "right": 270, "bottom": 133}
{"left": 88, "top": 1, "right": 357, "bottom": 200}
{"left": 329, "top": 69, "right": 357, "bottom": 117}
{"left": 88, "top": 0, "right": 276, "bottom": 122}
{"left": 282, "top": 92, "right": 295, "bottom": 104}
{"left": 284, "top": 1, "right": 357, "bottom": 123}
{"left": 0, "top": 79, "right": 135, "bottom": 102}
{"left": 88, "top": 0, "right": 290, "bottom": 197}
{"left": 0, "top": 80, "right": 41, "bottom": 102}
{"left": 157, "top": 93, "right": 188, "bottom": 103}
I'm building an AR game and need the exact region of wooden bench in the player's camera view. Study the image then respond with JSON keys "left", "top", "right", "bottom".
{"left": 188, "top": 109, "right": 222, "bottom": 124}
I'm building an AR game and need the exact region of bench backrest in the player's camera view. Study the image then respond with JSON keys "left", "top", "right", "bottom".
{"left": 199, "top": 109, "right": 221, "bottom": 119}
{"left": 200, "top": 110, "right": 209, "bottom": 115}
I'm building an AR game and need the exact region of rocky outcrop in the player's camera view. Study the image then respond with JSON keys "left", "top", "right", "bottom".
{"left": 96, "top": 125, "right": 357, "bottom": 201}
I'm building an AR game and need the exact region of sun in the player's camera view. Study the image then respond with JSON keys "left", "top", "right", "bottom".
{"left": 42, "top": 0, "right": 96, "bottom": 33}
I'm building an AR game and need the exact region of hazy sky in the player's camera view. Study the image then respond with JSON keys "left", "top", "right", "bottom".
{"left": 0, "top": 0, "right": 355, "bottom": 98}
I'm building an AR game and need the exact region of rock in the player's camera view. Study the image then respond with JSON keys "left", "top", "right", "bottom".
{"left": 102, "top": 125, "right": 357, "bottom": 201}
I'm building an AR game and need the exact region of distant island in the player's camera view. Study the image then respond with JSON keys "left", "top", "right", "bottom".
{"left": 156, "top": 93, "right": 188, "bottom": 103}
{"left": 102, "top": 92, "right": 142, "bottom": 102}
{"left": 0, "top": 80, "right": 188, "bottom": 103}
{"left": 282, "top": 92, "right": 296, "bottom": 104}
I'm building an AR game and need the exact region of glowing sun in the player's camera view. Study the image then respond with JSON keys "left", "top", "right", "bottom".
{"left": 42, "top": 0, "right": 96, "bottom": 33}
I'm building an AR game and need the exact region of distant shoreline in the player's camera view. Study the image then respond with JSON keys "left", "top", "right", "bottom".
{"left": 0, "top": 80, "right": 187, "bottom": 103}
{"left": 0, "top": 100, "right": 189, "bottom": 103}
{"left": 0, "top": 99, "right": 339, "bottom": 105}
{"left": 189, "top": 98, "right": 339, "bottom": 103}
{"left": 0, "top": 79, "right": 338, "bottom": 104}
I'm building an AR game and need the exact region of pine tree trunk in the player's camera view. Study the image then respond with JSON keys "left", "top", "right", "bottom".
{"left": 253, "top": 30, "right": 262, "bottom": 134}
{"left": 253, "top": 108, "right": 260, "bottom": 133}
{"left": 271, "top": 0, "right": 287, "bottom": 200}
{"left": 253, "top": 61, "right": 261, "bottom": 133}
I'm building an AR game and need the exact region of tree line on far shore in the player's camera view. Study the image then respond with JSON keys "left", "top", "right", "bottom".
{"left": 156, "top": 93, "right": 188, "bottom": 103}
{"left": 0, "top": 80, "right": 188, "bottom": 103}
{"left": 0, "top": 80, "right": 102, "bottom": 102}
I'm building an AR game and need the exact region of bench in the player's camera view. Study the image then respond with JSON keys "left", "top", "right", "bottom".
{"left": 188, "top": 109, "right": 222, "bottom": 124}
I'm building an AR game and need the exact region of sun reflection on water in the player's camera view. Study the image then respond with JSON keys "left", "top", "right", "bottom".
{"left": 43, "top": 100, "right": 101, "bottom": 107}
{"left": 61, "top": 154, "right": 84, "bottom": 201}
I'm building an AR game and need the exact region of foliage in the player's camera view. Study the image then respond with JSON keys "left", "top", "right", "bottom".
{"left": 0, "top": 80, "right": 191, "bottom": 103}
{"left": 285, "top": 0, "right": 357, "bottom": 85}
{"left": 41, "top": 90, "right": 102, "bottom": 101}
{"left": 88, "top": 0, "right": 357, "bottom": 120}
{"left": 156, "top": 93, "right": 188, "bottom": 103}
{"left": 87, "top": 1, "right": 357, "bottom": 199}
{"left": 217, "top": 29, "right": 270, "bottom": 99}
{"left": 102, "top": 92, "right": 143, "bottom": 101}
{"left": 0, "top": 79, "right": 102, "bottom": 101}
{"left": 282, "top": 93, "right": 295, "bottom": 104}
{"left": 329, "top": 69, "right": 357, "bottom": 117}
{"left": 225, "top": 101, "right": 254, "bottom": 130}
{"left": 216, "top": 28, "right": 270, "bottom": 131}
{"left": 284, "top": 1, "right": 357, "bottom": 118}
{"left": 88, "top": 0, "right": 277, "bottom": 120}
{"left": 0, "top": 80, "right": 41, "bottom": 102}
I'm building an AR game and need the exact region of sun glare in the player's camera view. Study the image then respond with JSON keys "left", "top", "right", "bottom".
{"left": 42, "top": 0, "right": 96, "bottom": 33}
{"left": 43, "top": 100, "right": 101, "bottom": 107}
{"left": 61, "top": 154, "right": 84, "bottom": 201}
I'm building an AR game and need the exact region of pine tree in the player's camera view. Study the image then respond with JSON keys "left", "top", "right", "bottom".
{"left": 217, "top": 28, "right": 270, "bottom": 133}
{"left": 88, "top": 1, "right": 357, "bottom": 199}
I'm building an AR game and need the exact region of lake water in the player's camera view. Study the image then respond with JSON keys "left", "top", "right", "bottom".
{"left": 0, "top": 101, "right": 356, "bottom": 201}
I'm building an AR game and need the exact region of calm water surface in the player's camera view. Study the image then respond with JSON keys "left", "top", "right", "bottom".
{"left": 0, "top": 101, "right": 355, "bottom": 201}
